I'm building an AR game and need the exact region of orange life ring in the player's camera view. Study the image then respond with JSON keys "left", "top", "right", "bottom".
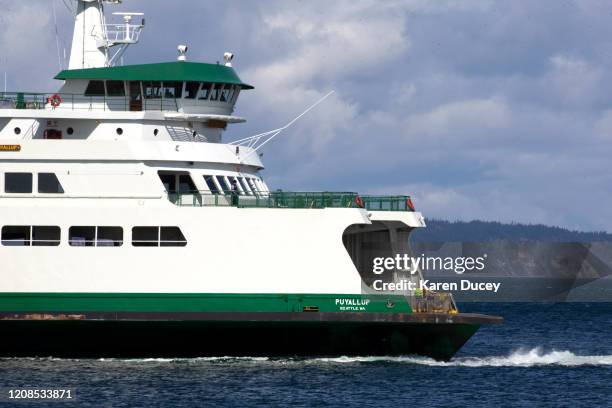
{"left": 355, "top": 195, "right": 364, "bottom": 208}
{"left": 47, "top": 93, "right": 62, "bottom": 108}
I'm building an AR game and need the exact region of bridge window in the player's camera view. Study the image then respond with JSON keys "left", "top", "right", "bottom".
{"left": 38, "top": 173, "right": 64, "bottom": 194}
{"left": 209, "top": 84, "right": 219, "bottom": 101}
{"left": 203, "top": 175, "right": 219, "bottom": 194}
{"left": 5, "top": 173, "right": 32, "bottom": 193}
{"left": 85, "top": 80, "right": 105, "bottom": 96}
{"left": 32, "top": 226, "right": 61, "bottom": 246}
{"left": 1, "top": 226, "right": 31, "bottom": 246}
{"left": 106, "top": 81, "right": 125, "bottom": 97}
{"left": 198, "top": 82, "right": 212, "bottom": 100}
{"left": 219, "top": 85, "right": 229, "bottom": 102}
{"left": 220, "top": 85, "right": 235, "bottom": 103}
{"left": 143, "top": 81, "right": 162, "bottom": 99}
{"left": 185, "top": 81, "right": 199, "bottom": 99}
{"left": 232, "top": 88, "right": 241, "bottom": 103}
{"left": 162, "top": 81, "right": 183, "bottom": 99}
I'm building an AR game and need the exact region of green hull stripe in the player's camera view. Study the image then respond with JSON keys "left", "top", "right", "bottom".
{"left": 0, "top": 293, "right": 412, "bottom": 314}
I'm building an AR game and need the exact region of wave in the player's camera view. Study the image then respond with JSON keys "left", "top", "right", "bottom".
{"left": 4, "top": 349, "right": 612, "bottom": 367}
{"left": 313, "top": 348, "right": 612, "bottom": 367}
{"left": 97, "top": 356, "right": 271, "bottom": 363}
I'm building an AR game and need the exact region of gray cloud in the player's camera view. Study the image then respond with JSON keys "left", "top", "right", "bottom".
{"left": 1, "top": 0, "right": 610, "bottom": 231}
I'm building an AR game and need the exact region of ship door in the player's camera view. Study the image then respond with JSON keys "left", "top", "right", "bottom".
{"left": 129, "top": 81, "right": 143, "bottom": 111}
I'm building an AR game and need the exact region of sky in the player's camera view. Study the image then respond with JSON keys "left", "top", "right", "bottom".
{"left": 1, "top": 0, "right": 611, "bottom": 232}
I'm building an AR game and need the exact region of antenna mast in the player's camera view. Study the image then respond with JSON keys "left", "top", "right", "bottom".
{"left": 68, "top": 0, "right": 144, "bottom": 69}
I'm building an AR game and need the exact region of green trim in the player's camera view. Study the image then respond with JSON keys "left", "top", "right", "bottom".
{"left": 55, "top": 62, "right": 254, "bottom": 90}
{"left": 0, "top": 293, "right": 411, "bottom": 314}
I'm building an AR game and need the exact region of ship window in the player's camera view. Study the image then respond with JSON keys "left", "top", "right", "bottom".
{"left": 158, "top": 173, "right": 177, "bottom": 192}
{"left": 143, "top": 81, "right": 162, "bottom": 99}
{"left": 160, "top": 226, "right": 187, "bottom": 247}
{"left": 203, "top": 175, "right": 219, "bottom": 194}
{"left": 132, "top": 226, "right": 159, "bottom": 247}
{"left": 209, "top": 84, "right": 219, "bottom": 101}
{"left": 219, "top": 85, "right": 229, "bottom": 102}
{"left": 198, "top": 82, "right": 212, "bottom": 100}
{"left": 97, "top": 226, "right": 123, "bottom": 247}
{"left": 227, "top": 176, "right": 242, "bottom": 194}
{"left": 85, "top": 80, "right": 105, "bottom": 96}
{"left": 232, "top": 88, "right": 241, "bottom": 103}
{"left": 162, "top": 81, "right": 182, "bottom": 99}
{"left": 220, "top": 85, "right": 234, "bottom": 103}
{"left": 5, "top": 173, "right": 32, "bottom": 193}
{"left": 69, "top": 226, "right": 96, "bottom": 247}
{"left": 32, "top": 226, "right": 60, "bottom": 247}
{"left": 178, "top": 175, "right": 196, "bottom": 193}
{"left": 38, "top": 173, "right": 64, "bottom": 194}
{"left": 216, "top": 176, "right": 230, "bottom": 193}
{"left": 185, "top": 81, "right": 199, "bottom": 99}
{"left": 1, "top": 226, "right": 31, "bottom": 246}
{"left": 106, "top": 81, "right": 125, "bottom": 97}
{"left": 247, "top": 178, "right": 259, "bottom": 194}
{"left": 238, "top": 177, "right": 252, "bottom": 195}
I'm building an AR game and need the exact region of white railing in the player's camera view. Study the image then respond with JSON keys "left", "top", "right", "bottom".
{"left": 103, "top": 23, "right": 143, "bottom": 45}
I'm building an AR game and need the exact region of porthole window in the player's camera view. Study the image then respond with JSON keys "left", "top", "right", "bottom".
{"left": 67, "top": 127, "right": 74, "bottom": 135}
{"left": 116, "top": 128, "right": 123, "bottom": 135}
{"left": 14, "top": 127, "right": 21, "bottom": 135}
{"left": 153, "top": 128, "right": 159, "bottom": 136}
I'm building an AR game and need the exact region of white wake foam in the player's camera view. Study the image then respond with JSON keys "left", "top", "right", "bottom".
{"left": 95, "top": 356, "right": 270, "bottom": 363}
{"left": 313, "top": 348, "right": 612, "bottom": 367}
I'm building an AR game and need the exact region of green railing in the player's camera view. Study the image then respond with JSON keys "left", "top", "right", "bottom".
{"left": 0, "top": 92, "right": 179, "bottom": 112}
{"left": 169, "top": 191, "right": 415, "bottom": 211}
{"left": 360, "top": 195, "right": 414, "bottom": 211}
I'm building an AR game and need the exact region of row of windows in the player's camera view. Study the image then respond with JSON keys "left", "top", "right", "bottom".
{"left": 84, "top": 80, "right": 240, "bottom": 103}
{"left": 203, "top": 175, "right": 262, "bottom": 196}
{"left": 158, "top": 171, "right": 265, "bottom": 195}
{"left": 1, "top": 226, "right": 187, "bottom": 247}
{"left": 4, "top": 173, "right": 64, "bottom": 194}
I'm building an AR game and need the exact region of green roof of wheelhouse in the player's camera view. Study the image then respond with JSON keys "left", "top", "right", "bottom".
{"left": 54, "top": 61, "right": 254, "bottom": 89}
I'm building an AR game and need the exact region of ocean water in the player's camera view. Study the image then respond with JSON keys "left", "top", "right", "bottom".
{"left": 1, "top": 303, "right": 611, "bottom": 407}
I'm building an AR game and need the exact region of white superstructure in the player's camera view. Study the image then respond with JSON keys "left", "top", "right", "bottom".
{"left": 0, "top": 0, "right": 425, "bottom": 300}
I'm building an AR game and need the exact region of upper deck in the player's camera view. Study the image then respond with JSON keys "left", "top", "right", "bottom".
{"left": 0, "top": 62, "right": 254, "bottom": 143}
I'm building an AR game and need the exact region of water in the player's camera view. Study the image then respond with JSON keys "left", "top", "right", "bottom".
{"left": 1, "top": 303, "right": 611, "bottom": 407}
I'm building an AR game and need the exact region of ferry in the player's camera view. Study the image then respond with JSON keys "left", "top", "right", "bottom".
{"left": 0, "top": 0, "right": 500, "bottom": 361}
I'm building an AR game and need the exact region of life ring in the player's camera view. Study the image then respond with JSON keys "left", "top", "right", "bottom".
{"left": 47, "top": 93, "right": 62, "bottom": 108}
{"left": 354, "top": 195, "right": 364, "bottom": 208}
